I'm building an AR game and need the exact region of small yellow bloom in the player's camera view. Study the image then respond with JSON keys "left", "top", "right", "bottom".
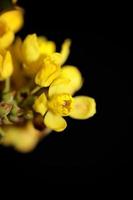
{"left": 33, "top": 78, "right": 96, "bottom": 132}
{"left": 0, "top": 7, "right": 24, "bottom": 33}
{"left": 0, "top": 7, "right": 24, "bottom": 49}
{"left": 35, "top": 53, "right": 61, "bottom": 87}
{"left": 49, "top": 65, "right": 83, "bottom": 96}
{"left": 9, "top": 38, "right": 26, "bottom": 89}
{"left": 21, "top": 34, "right": 45, "bottom": 76}
{"left": 37, "top": 37, "right": 71, "bottom": 65}
{"left": 21, "top": 34, "right": 71, "bottom": 77}
{"left": 21, "top": 34, "right": 57, "bottom": 77}
{"left": 33, "top": 93, "right": 72, "bottom": 132}
{"left": 22, "top": 34, "right": 40, "bottom": 64}
{"left": 0, "top": 50, "right": 13, "bottom": 80}
{"left": 22, "top": 34, "right": 57, "bottom": 64}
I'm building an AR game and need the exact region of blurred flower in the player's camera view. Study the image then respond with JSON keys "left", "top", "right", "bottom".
{"left": 1, "top": 121, "right": 51, "bottom": 153}
{"left": 0, "top": 50, "right": 13, "bottom": 80}
{"left": 0, "top": 7, "right": 24, "bottom": 49}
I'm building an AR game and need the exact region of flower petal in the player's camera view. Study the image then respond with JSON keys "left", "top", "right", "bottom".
{"left": 48, "top": 77, "right": 71, "bottom": 97}
{"left": 1, "top": 121, "right": 42, "bottom": 153}
{"left": 44, "top": 111, "right": 67, "bottom": 132}
{"left": 0, "top": 20, "right": 14, "bottom": 49}
{"left": 0, "top": 51, "right": 13, "bottom": 80}
{"left": 33, "top": 93, "right": 48, "bottom": 116}
{"left": 61, "top": 65, "right": 83, "bottom": 94}
{"left": 38, "top": 36, "right": 56, "bottom": 56}
{"left": 0, "top": 8, "right": 24, "bottom": 33}
{"left": 22, "top": 34, "right": 40, "bottom": 64}
{"left": 60, "top": 39, "right": 71, "bottom": 65}
{"left": 35, "top": 54, "right": 60, "bottom": 87}
{"left": 70, "top": 96, "right": 96, "bottom": 119}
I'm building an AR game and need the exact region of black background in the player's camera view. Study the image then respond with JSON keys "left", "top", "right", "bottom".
{"left": 0, "top": 0, "right": 132, "bottom": 184}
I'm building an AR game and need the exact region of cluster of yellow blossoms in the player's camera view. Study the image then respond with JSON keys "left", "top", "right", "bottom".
{"left": 0, "top": 1, "right": 96, "bottom": 152}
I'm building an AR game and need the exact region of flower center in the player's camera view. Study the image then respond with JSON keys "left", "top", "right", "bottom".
{"left": 48, "top": 94, "right": 73, "bottom": 116}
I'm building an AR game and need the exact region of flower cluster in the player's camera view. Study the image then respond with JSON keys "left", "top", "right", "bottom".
{"left": 0, "top": 1, "right": 96, "bottom": 152}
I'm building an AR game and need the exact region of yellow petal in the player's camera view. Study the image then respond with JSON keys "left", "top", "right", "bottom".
{"left": 50, "top": 53, "right": 62, "bottom": 65}
{"left": 22, "top": 34, "right": 40, "bottom": 64}
{"left": 33, "top": 93, "right": 48, "bottom": 116}
{"left": 1, "top": 122, "right": 41, "bottom": 153}
{"left": 38, "top": 36, "right": 56, "bottom": 55}
{"left": 0, "top": 8, "right": 24, "bottom": 32}
{"left": 0, "top": 51, "right": 13, "bottom": 80}
{"left": 70, "top": 96, "right": 96, "bottom": 119}
{"left": 35, "top": 54, "right": 60, "bottom": 87}
{"left": 44, "top": 111, "right": 67, "bottom": 132}
{"left": 48, "top": 77, "right": 71, "bottom": 97}
{"left": 61, "top": 65, "right": 83, "bottom": 94}
{"left": 23, "top": 57, "right": 43, "bottom": 77}
{"left": 0, "top": 20, "right": 14, "bottom": 49}
{"left": 60, "top": 39, "right": 71, "bottom": 65}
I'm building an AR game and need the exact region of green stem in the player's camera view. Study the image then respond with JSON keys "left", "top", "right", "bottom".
{"left": 4, "top": 78, "right": 10, "bottom": 93}
{"left": 30, "top": 86, "right": 41, "bottom": 95}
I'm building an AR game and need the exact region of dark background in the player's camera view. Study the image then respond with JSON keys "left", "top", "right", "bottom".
{"left": 0, "top": 0, "right": 132, "bottom": 184}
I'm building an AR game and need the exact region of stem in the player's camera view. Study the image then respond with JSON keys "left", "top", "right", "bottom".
{"left": 4, "top": 78, "right": 10, "bottom": 93}
{"left": 30, "top": 86, "right": 41, "bottom": 95}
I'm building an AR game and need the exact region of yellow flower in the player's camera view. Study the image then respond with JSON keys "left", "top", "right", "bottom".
{"left": 1, "top": 121, "right": 51, "bottom": 153}
{"left": 49, "top": 65, "right": 83, "bottom": 96}
{"left": 0, "top": 50, "right": 13, "bottom": 81}
{"left": 9, "top": 37, "right": 27, "bottom": 89}
{"left": 33, "top": 76, "right": 96, "bottom": 132}
{"left": 35, "top": 53, "right": 61, "bottom": 87}
{"left": 0, "top": 7, "right": 24, "bottom": 33}
{"left": 21, "top": 34, "right": 71, "bottom": 77}
{"left": 0, "top": 7, "right": 24, "bottom": 49}
{"left": 22, "top": 34, "right": 40, "bottom": 64}
{"left": 38, "top": 37, "right": 71, "bottom": 64}
{"left": 21, "top": 34, "right": 56, "bottom": 77}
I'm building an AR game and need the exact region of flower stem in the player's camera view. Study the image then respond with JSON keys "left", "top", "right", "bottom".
{"left": 4, "top": 78, "right": 10, "bottom": 93}
{"left": 30, "top": 86, "right": 41, "bottom": 95}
